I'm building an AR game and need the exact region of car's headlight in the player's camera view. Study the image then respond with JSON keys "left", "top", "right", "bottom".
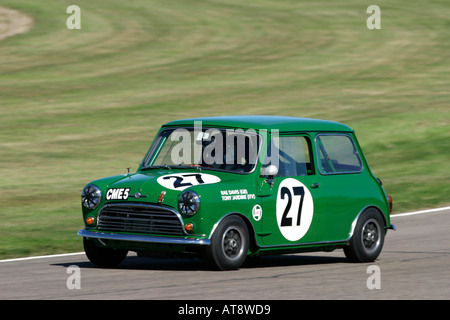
{"left": 81, "top": 185, "right": 102, "bottom": 209}
{"left": 178, "top": 190, "right": 200, "bottom": 216}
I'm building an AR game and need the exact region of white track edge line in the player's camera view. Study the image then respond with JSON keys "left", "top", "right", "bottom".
{"left": 0, "top": 252, "right": 85, "bottom": 263}
{"left": 391, "top": 206, "right": 450, "bottom": 217}
{"left": 1, "top": 206, "right": 449, "bottom": 263}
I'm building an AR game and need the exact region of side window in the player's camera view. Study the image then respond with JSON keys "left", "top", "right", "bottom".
{"left": 316, "top": 134, "right": 363, "bottom": 174}
{"left": 267, "top": 136, "right": 314, "bottom": 177}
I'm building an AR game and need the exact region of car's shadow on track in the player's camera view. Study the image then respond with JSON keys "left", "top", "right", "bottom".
{"left": 53, "top": 253, "right": 348, "bottom": 271}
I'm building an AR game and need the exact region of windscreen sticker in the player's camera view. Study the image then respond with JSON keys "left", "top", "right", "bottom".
{"left": 157, "top": 173, "right": 221, "bottom": 191}
{"left": 276, "top": 178, "right": 314, "bottom": 241}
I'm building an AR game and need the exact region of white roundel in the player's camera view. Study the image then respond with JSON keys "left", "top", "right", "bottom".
{"left": 252, "top": 204, "right": 262, "bottom": 221}
{"left": 276, "top": 178, "right": 314, "bottom": 241}
{"left": 157, "top": 173, "right": 221, "bottom": 191}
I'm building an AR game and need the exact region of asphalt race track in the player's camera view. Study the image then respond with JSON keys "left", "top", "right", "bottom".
{"left": 1, "top": 208, "right": 449, "bottom": 300}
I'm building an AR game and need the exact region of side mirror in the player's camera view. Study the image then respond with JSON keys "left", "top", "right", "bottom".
{"left": 261, "top": 165, "right": 278, "bottom": 177}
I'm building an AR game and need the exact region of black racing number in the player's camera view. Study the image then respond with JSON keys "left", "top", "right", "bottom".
{"left": 184, "top": 174, "right": 205, "bottom": 184}
{"left": 163, "top": 175, "right": 191, "bottom": 188}
{"left": 280, "top": 187, "right": 292, "bottom": 227}
{"left": 163, "top": 174, "right": 205, "bottom": 188}
{"left": 280, "top": 186, "right": 305, "bottom": 227}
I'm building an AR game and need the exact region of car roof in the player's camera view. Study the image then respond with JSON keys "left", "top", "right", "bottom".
{"left": 163, "top": 115, "right": 354, "bottom": 132}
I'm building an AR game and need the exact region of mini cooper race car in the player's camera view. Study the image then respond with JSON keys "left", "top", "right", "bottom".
{"left": 79, "top": 115, "right": 395, "bottom": 270}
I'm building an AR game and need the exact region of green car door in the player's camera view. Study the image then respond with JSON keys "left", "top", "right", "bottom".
{"left": 258, "top": 133, "right": 325, "bottom": 246}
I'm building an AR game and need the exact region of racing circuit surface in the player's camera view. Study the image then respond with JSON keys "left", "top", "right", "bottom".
{"left": 1, "top": 208, "right": 449, "bottom": 300}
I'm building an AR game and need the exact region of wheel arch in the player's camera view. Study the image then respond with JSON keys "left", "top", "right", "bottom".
{"left": 349, "top": 205, "right": 387, "bottom": 238}
{"left": 209, "top": 212, "right": 259, "bottom": 254}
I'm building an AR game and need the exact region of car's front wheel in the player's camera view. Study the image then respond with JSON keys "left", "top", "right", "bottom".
{"left": 344, "top": 208, "right": 385, "bottom": 262}
{"left": 206, "top": 215, "right": 249, "bottom": 270}
{"left": 83, "top": 237, "right": 128, "bottom": 268}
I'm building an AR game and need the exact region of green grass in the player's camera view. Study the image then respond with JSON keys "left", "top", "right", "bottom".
{"left": 0, "top": 0, "right": 449, "bottom": 259}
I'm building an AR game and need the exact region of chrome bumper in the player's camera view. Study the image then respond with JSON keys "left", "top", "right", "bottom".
{"left": 78, "top": 229, "right": 211, "bottom": 246}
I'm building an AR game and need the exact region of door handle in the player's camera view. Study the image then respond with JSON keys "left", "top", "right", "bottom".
{"left": 311, "top": 183, "right": 321, "bottom": 188}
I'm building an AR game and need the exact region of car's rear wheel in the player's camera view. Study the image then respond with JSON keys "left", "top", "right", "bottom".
{"left": 206, "top": 215, "right": 249, "bottom": 270}
{"left": 344, "top": 208, "right": 385, "bottom": 262}
{"left": 83, "top": 237, "right": 128, "bottom": 268}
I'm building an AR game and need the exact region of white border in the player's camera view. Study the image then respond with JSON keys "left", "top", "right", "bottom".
{"left": 1, "top": 206, "right": 449, "bottom": 263}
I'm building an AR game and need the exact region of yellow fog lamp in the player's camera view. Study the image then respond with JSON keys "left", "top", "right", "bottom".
{"left": 185, "top": 223, "right": 194, "bottom": 232}
{"left": 86, "top": 216, "right": 95, "bottom": 225}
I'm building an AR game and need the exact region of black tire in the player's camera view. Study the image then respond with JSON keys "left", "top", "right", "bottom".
{"left": 206, "top": 215, "right": 249, "bottom": 270}
{"left": 83, "top": 237, "right": 128, "bottom": 268}
{"left": 344, "top": 208, "right": 385, "bottom": 263}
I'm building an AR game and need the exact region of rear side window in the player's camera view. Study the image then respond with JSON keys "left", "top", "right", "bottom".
{"left": 316, "top": 134, "right": 363, "bottom": 174}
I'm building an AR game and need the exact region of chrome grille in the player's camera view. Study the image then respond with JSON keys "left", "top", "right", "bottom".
{"left": 98, "top": 203, "right": 184, "bottom": 236}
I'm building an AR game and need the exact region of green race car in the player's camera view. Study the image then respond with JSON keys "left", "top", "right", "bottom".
{"left": 79, "top": 116, "right": 395, "bottom": 270}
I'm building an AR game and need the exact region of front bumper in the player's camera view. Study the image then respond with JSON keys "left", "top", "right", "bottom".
{"left": 78, "top": 229, "right": 211, "bottom": 246}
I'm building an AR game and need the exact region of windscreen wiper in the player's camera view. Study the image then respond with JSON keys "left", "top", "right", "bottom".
{"left": 140, "top": 165, "right": 172, "bottom": 170}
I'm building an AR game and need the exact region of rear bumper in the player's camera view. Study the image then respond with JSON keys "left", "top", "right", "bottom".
{"left": 78, "top": 229, "right": 211, "bottom": 246}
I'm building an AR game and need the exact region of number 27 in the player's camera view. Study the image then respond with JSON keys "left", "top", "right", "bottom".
{"left": 280, "top": 186, "right": 305, "bottom": 227}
